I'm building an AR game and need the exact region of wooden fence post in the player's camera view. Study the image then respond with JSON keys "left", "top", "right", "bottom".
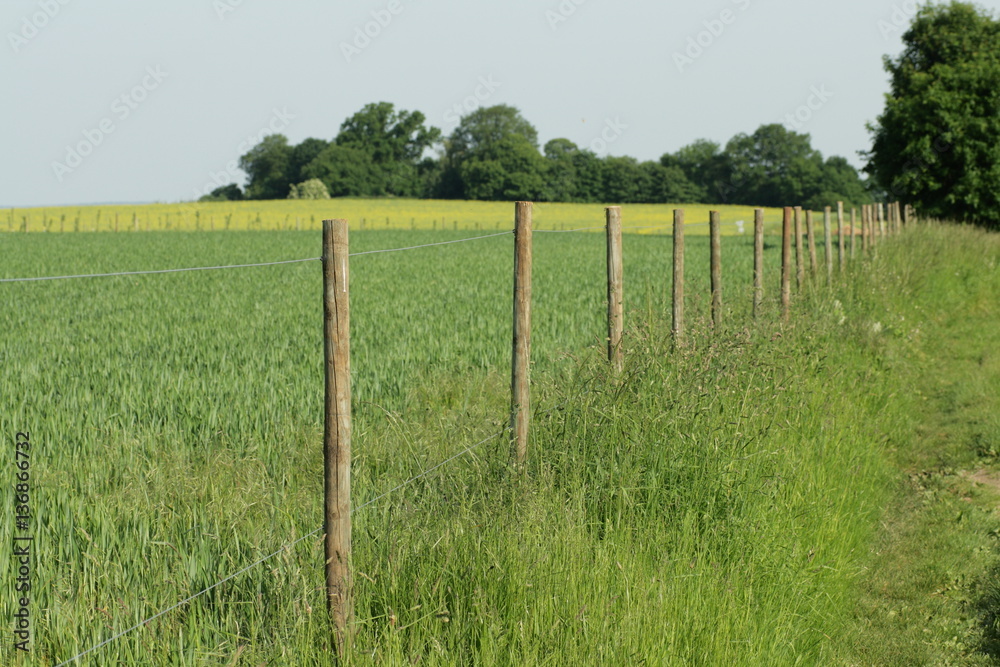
{"left": 806, "top": 209, "right": 818, "bottom": 275}
{"left": 877, "top": 203, "right": 885, "bottom": 240}
{"left": 823, "top": 206, "right": 833, "bottom": 284}
{"left": 606, "top": 206, "right": 624, "bottom": 373}
{"left": 862, "top": 205, "right": 869, "bottom": 254}
{"left": 837, "top": 201, "right": 845, "bottom": 272}
{"left": 794, "top": 206, "right": 804, "bottom": 290}
{"left": 511, "top": 202, "right": 533, "bottom": 468}
{"left": 672, "top": 209, "right": 685, "bottom": 342}
{"left": 850, "top": 208, "right": 857, "bottom": 260}
{"left": 781, "top": 207, "right": 792, "bottom": 321}
{"left": 710, "top": 211, "right": 722, "bottom": 329}
{"left": 322, "top": 218, "right": 353, "bottom": 660}
{"left": 753, "top": 208, "right": 764, "bottom": 319}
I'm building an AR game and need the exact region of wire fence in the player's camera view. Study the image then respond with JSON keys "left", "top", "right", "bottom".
{"left": 0, "top": 220, "right": 737, "bottom": 284}
{"left": 8, "top": 203, "right": 899, "bottom": 662}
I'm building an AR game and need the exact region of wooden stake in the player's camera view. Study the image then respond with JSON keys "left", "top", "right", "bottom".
{"left": 781, "top": 207, "right": 792, "bottom": 321}
{"left": 877, "top": 203, "right": 885, "bottom": 240}
{"left": 606, "top": 206, "right": 624, "bottom": 373}
{"left": 511, "top": 202, "right": 533, "bottom": 467}
{"left": 710, "top": 210, "right": 722, "bottom": 329}
{"left": 672, "top": 209, "right": 685, "bottom": 342}
{"left": 322, "top": 219, "right": 353, "bottom": 660}
{"left": 850, "top": 208, "right": 857, "bottom": 260}
{"left": 806, "top": 209, "right": 818, "bottom": 275}
{"left": 861, "top": 205, "right": 869, "bottom": 254}
{"left": 794, "top": 206, "right": 804, "bottom": 290}
{"left": 753, "top": 208, "right": 764, "bottom": 320}
{"left": 823, "top": 206, "right": 833, "bottom": 284}
{"left": 837, "top": 201, "right": 845, "bottom": 272}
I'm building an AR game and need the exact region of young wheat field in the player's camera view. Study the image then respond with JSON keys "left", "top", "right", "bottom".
{"left": 1, "top": 210, "right": 997, "bottom": 665}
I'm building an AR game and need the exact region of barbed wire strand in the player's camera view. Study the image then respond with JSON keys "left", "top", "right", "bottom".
{"left": 54, "top": 430, "right": 499, "bottom": 667}
{"left": 0, "top": 231, "right": 513, "bottom": 284}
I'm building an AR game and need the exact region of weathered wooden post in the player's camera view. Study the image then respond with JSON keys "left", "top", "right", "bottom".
{"left": 672, "top": 209, "right": 685, "bottom": 342}
{"left": 862, "top": 205, "right": 869, "bottom": 254}
{"left": 794, "top": 206, "right": 804, "bottom": 290}
{"left": 806, "top": 210, "right": 818, "bottom": 275}
{"left": 753, "top": 208, "right": 764, "bottom": 319}
{"left": 781, "top": 207, "right": 792, "bottom": 321}
{"left": 606, "top": 206, "right": 624, "bottom": 373}
{"left": 710, "top": 210, "right": 722, "bottom": 329}
{"left": 837, "top": 201, "right": 845, "bottom": 272}
{"left": 823, "top": 206, "right": 833, "bottom": 284}
{"left": 511, "top": 202, "right": 533, "bottom": 468}
{"left": 322, "top": 218, "right": 353, "bottom": 660}
{"left": 850, "top": 208, "right": 857, "bottom": 260}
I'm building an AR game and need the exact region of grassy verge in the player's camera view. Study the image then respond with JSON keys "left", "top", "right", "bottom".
{"left": 827, "top": 224, "right": 1000, "bottom": 666}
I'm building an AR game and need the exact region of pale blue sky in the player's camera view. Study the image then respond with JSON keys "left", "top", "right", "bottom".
{"left": 4, "top": 0, "right": 998, "bottom": 207}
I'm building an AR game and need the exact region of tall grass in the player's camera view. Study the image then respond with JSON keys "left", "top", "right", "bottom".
{"left": 0, "top": 224, "right": 928, "bottom": 664}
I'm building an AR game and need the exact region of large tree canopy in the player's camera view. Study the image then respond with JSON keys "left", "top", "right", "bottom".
{"left": 238, "top": 134, "right": 293, "bottom": 200}
{"left": 866, "top": 1, "right": 1000, "bottom": 227}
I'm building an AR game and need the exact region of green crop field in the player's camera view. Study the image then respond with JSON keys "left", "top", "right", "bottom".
{"left": 1, "top": 220, "right": 997, "bottom": 665}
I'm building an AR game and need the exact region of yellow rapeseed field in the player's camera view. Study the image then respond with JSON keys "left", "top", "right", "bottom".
{"left": 2, "top": 199, "right": 788, "bottom": 236}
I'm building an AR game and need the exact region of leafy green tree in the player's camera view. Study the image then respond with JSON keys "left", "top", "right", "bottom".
{"left": 301, "top": 144, "right": 380, "bottom": 197}
{"left": 804, "top": 157, "right": 871, "bottom": 211}
{"left": 866, "top": 1, "right": 1000, "bottom": 226}
{"left": 601, "top": 157, "right": 643, "bottom": 203}
{"left": 662, "top": 139, "right": 726, "bottom": 202}
{"left": 640, "top": 161, "right": 705, "bottom": 203}
{"left": 442, "top": 106, "right": 545, "bottom": 200}
{"left": 239, "top": 134, "right": 293, "bottom": 200}
{"left": 288, "top": 138, "right": 331, "bottom": 185}
{"left": 198, "top": 183, "right": 243, "bottom": 202}
{"left": 459, "top": 134, "right": 547, "bottom": 201}
{"left": 570, "top": 150, "right": 606, "bottom": 203}
{"left": 287, "top": 178, "right": 331, "bottom": 199}
{"left": 335, "top": 102, "right": 441, "bottom": 197}
{"left": 542, "top": 138, "right": 579, "bottom": 202}
{"left": 724, "top": 124, "right": 824, "bottom": 206}
{"left": 448, "top": 104, "right": 539, "bottom": 157}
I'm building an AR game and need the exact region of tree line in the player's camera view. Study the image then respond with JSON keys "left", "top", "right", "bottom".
{"left": 200, "top": 102, "right": 873, "bottom": 210}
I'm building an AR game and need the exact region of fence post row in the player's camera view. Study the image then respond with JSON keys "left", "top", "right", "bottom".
{"left": 672, "top": 209, "right": 685, "bottom": 343}
{"left": 511, "top": 202, "right": 533, "bottom": 468}
{"left": 753, "top": 208, "right": 764, "bottom": 320}
{"left": 321, "top": 219, "right": 353, "bottom": 660}
{"left": 606, "top": 207, "right": 624, "bottom": 373}
{"left": 710, "top": 210, "right": 723, "bottom": 329}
